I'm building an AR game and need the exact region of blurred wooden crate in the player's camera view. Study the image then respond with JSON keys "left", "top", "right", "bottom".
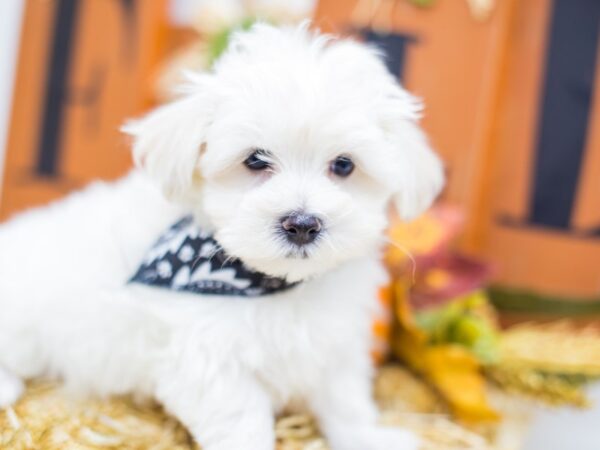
{"left": 0, "top": 0, "right": 168, "bottom": 220}
{"left": 315, "top": 0, "right": 600, "bottom": 299}
{"left": 476, "top": 0, "right": 600, "bottom": 299}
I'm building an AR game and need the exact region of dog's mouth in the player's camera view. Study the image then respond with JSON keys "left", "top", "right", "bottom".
{"left": 285, "top": 248, "right": 310, "bottom": 259}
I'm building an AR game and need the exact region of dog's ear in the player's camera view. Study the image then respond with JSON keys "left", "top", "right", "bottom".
{"left": 377, "top": 83, "right": 445, "bottom": 221}
{"left": 122, "top": 74, "right": 216, "bottom": 199}
{"left": 385, "top": 95, "right": 445, "bottom": 221}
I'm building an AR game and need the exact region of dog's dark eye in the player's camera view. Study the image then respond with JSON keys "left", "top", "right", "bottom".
{"left": 244, "top": 149, "right": 270, "bottom": 171}
{"left": 330, "top": 156, "right": 355, "bottom": 177}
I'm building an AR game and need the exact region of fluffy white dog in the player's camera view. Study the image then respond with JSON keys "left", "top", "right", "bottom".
{"left": 0, "top": 24, "right": 443, "bottom": 450}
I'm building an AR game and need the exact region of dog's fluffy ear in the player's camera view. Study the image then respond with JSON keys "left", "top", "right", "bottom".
{"left": 377, "top": 77, "right": 444, "bottom": 221}
{"left": 383, "top": 93, "right": 445, "bottom": 221}
{"left": 122, "top": 75, "right": 216, "bottom": 199}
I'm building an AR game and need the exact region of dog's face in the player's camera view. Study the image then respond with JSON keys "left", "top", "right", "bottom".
{"left": 125, "top": 24, "right": 443, "bottom": 281}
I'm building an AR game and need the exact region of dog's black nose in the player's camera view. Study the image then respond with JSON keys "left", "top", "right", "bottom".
{"left": 280, "top": 212, "right": 322, "bottom": 246}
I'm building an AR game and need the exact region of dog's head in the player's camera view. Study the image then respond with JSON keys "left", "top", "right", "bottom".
{"left": 124, "top": 24, "right": 443, "bottom": 282}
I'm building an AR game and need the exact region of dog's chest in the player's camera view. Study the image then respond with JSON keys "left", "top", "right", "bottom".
{"left": 245, "top": 260, "right": 387, "bottom": 405}
{"left": 247, "top": 315, "right": 359, "bottom": 410}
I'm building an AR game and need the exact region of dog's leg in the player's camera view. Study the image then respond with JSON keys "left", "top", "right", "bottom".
{"left": 310, "top": 368, "right": 419, "bottom": 450}
{"left": 0, "top": 367, "right": 24, "bottom": 408}
{"left": 155, "top": 365, "right": 274, "bottom": 450}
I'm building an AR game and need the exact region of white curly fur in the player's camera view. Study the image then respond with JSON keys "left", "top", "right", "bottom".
{"left": 0, "top": 24, "right": 443, "bottom": 450}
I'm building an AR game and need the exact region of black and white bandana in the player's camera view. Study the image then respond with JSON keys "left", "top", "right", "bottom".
{"left": 129, "top": 216, "right": 299, "bottom": 297}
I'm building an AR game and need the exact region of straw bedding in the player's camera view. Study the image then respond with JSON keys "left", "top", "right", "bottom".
{"left": 0, "top": 365, "right": 494, "bottom": 450}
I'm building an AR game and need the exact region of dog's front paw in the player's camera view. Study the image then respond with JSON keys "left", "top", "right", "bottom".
{"left": 0, "top": 369, "right": 24, "bottom": 408}
{"left": 327, "top": 425, "right": 420, "bottom": 450}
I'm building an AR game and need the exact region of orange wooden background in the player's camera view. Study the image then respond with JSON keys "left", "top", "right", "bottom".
{"left": 0, "top": 0, "right": 167, "bottom": 221}
{"left": 478, "top": 0, "right": 600, "bottom": 298}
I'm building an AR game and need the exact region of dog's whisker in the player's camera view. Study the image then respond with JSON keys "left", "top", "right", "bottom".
{"left": 321, "top": 208, "right": 355, "bottom": 228}
{"left": 206, "top": 244, "right": 224, "bottom": 261}
{"left": 220, "top": 254, "right": 237, "bottom": 268}
{"left": 383, "top": 237, "right": 417, "bottom": 285}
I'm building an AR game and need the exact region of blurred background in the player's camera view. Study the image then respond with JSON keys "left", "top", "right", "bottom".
{"left": 0, "top": 1, "right": 598, "bottom": 448}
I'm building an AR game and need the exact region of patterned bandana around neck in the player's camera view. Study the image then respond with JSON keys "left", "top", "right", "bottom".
{"left": 129, "top": 216, "right": 300, "bottom": 297}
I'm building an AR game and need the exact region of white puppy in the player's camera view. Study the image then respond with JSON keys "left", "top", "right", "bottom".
{"left": 0, "top": 24, "right": 443, "bottom": 450}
